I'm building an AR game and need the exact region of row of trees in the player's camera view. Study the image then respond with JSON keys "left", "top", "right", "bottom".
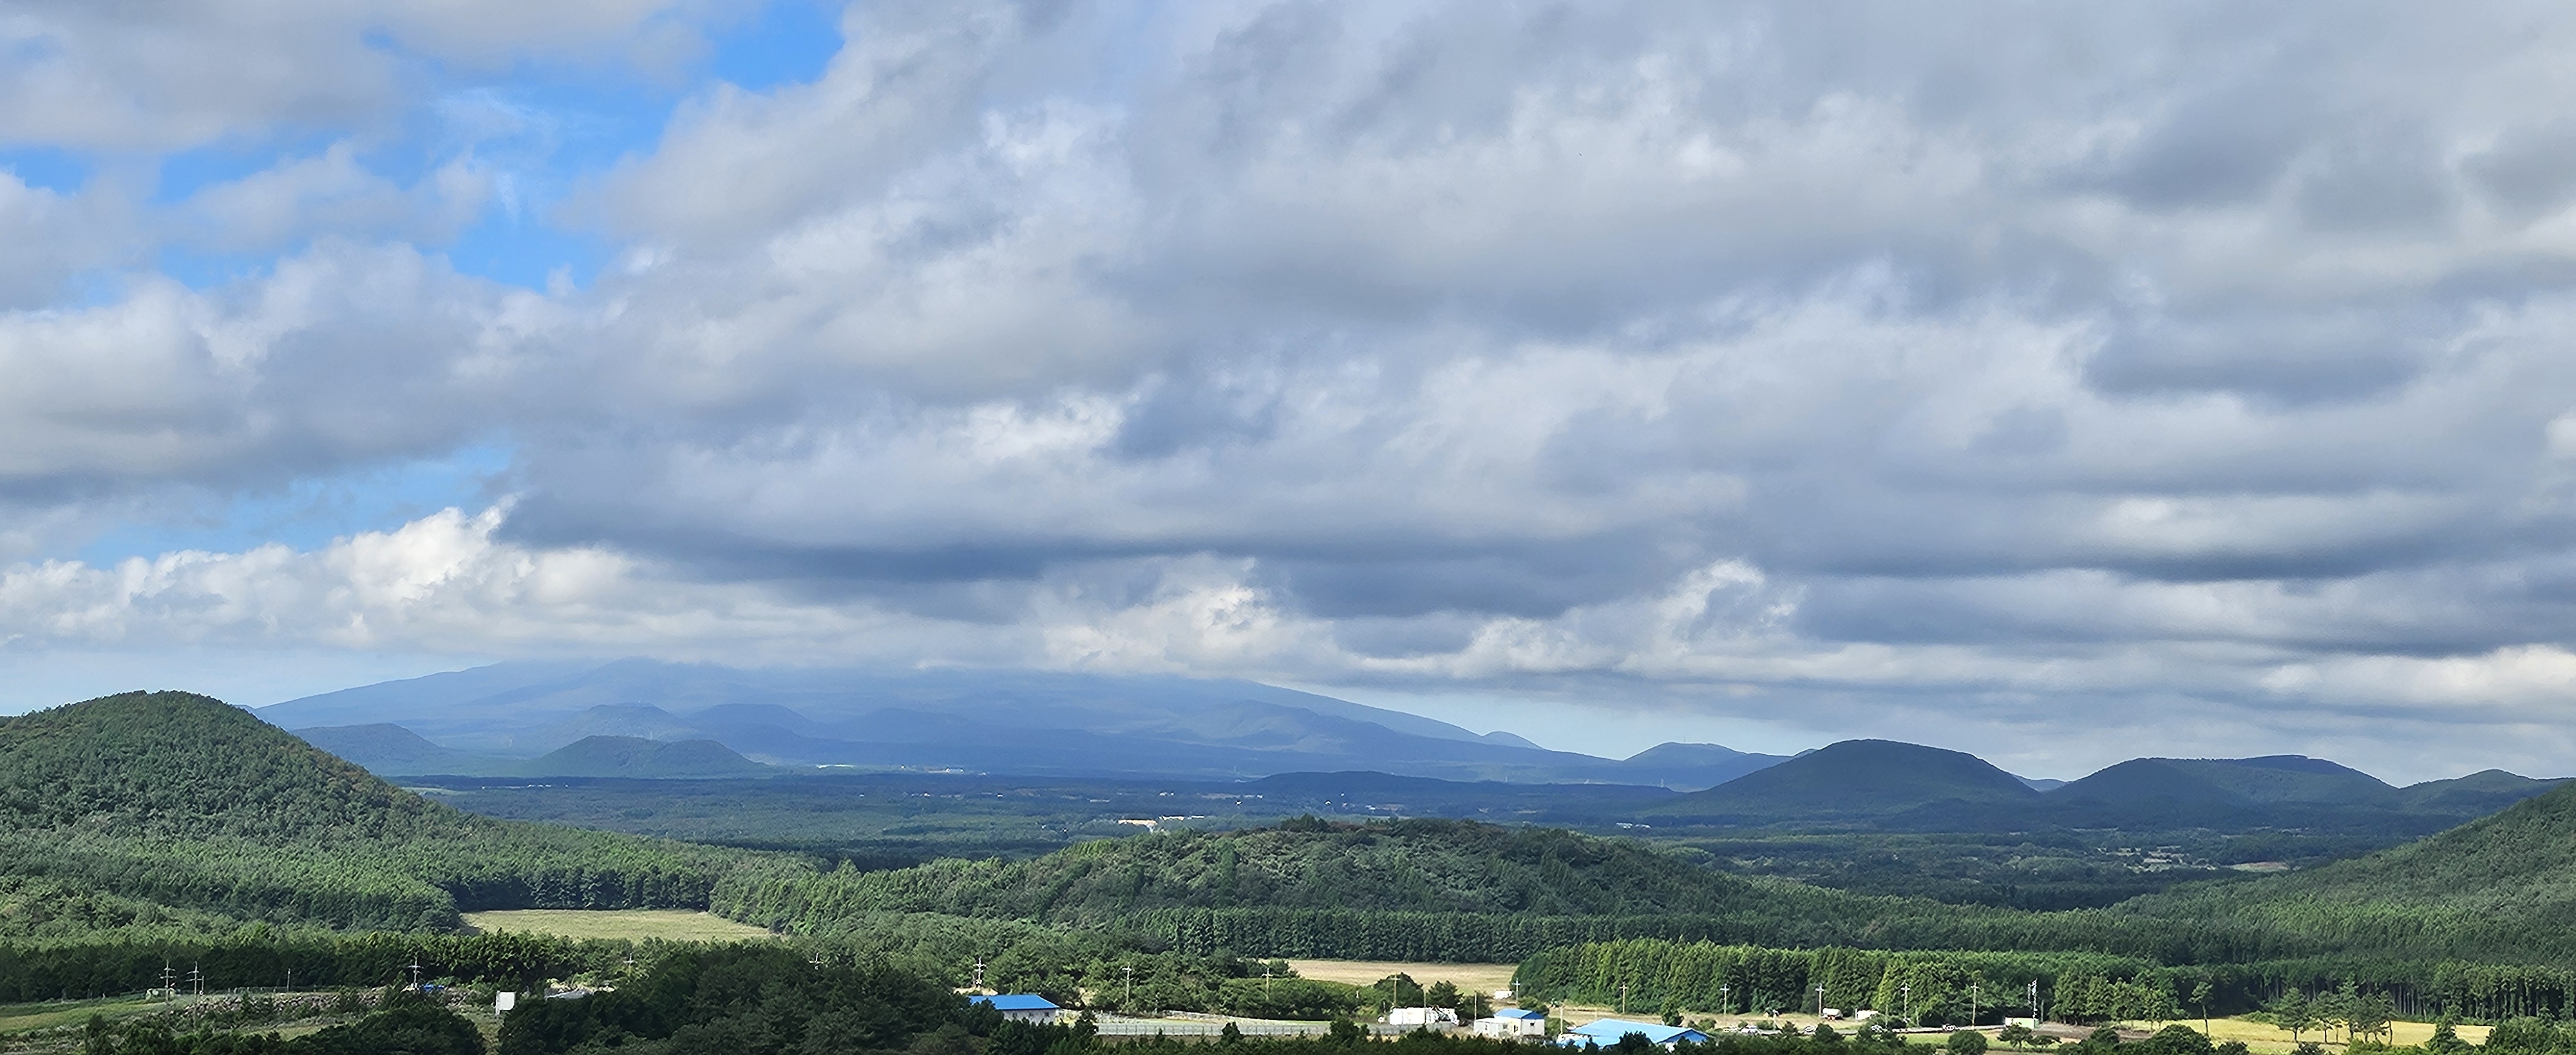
{"left": 1511, "top": 936, "right": 2576, "bottom": 1027}
{"left": 1516, "top": 939, "right": 2170, "bottom": 1026}
{"left": 2261, "top": 984, "right": 2397, "bottom": 1045}
{"left": 0, "top": 929, "right": 650, "bottom": 1000}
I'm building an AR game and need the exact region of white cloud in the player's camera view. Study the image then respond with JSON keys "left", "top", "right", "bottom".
{"left": 0, "top": 0, "right": 717, "bottom": 151}
{"left": 18, "top": 2, "right": 2576, "bottom": 776}
{"left": 172, "top": 144, "right": 492, "bottom": 252}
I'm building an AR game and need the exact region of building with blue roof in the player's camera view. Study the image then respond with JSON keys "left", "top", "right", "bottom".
{"left": 1559, "top": 1018, "right": 1708, "bottom": 1048}
{"left": 1475, "top": 1007, "right": 1549, "bottom": 1040}
{"left": 971, "top": 994, "right": 1064, "bottom": 1023}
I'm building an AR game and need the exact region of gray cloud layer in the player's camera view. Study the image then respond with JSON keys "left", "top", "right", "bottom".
{"left": 8, "top": 1, "right": 2576, "bottom": 778}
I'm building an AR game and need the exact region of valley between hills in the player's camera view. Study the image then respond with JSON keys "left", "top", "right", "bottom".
{"left": 10, "top": 683, "right": 2576, "bottom": 1055}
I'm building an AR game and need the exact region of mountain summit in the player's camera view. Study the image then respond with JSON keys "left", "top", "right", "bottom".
{"left": 1645, "top": 739, "right": 2040, "bottom": 824}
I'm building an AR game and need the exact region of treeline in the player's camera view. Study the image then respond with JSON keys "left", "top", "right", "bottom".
{"left": 1517, "top": 940, "right": 2163, "bottom": 1025}
{"left": 711, "top": 819, "right": 1824, "bottom": 928}
{"left": 0, "top": 929, "right": 652, "bottom": 1000}
{"left": 76, "top": 991, "right": 485, "bottom": 1055}
{"left": 707, "top": 823, "right": 2307, "bottom": 966}
{"left": 1128, "top": 903, "right": 2304, "bottom": 967}
{"left": 1518, "top": 939, "right": 2576, "bottom": 1025}
{"left": 0, "top": 828, "right": 736, "bottom": 932}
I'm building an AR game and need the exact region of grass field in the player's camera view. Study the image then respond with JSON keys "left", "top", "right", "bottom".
{"left": 0, "top": 994, "right": 168, "bottom": 1035}
{"left": 2193, "top": 1015, "right": 2490, "bottom": 1051}
{"left": 1286, "top": 961, "right": 1519, "bottom": 996}
{"left": 462, "top": 909, "right": 779, "bottom": 942}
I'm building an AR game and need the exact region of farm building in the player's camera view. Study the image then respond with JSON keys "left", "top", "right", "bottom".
{"left": 971, "top": 994, "right": 1063, "bottom": 1023}
{"left": 1473, "top": 1008, "right": 1548, "bottom": 1040}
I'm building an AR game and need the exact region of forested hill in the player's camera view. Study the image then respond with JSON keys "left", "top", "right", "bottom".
{"left": 0, "top": 692, "right": 444, "bottom": 839}
{"left": 2120, "top": 779, "right": 2576, "bottom": 962}
{"left": 715, "top": 817, "right": 1846, "bottom": 926}
{"left": 0, "top": 691, "right": 746, "bottom": 932}
{"left": 709, "top": 817, "right": 2231, "bottom": 962}
{"left": 1647, "top": 740, "right": 2038, "bottom": 824}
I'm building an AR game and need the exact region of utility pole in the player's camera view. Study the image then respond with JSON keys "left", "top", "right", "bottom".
{"left": 973, "top": 957, "right": 986, "bottom": 991}
{"left": 406, "top": 962, "right": 422, "bottom": 989}
{"left": 1719, "top": 986, "right": 1730, "bottom": 1018}
{"left": 1902, "top": 985, "right": 1911, "bottom": 1028}
{"left": 162, "top": 963, "right": 175, "bottom": 998}
{"left": 2029, "top": 980, "right": 2040, "bottom": 1023}
{"left": 1972, "top": 984, "right": 1980, "bottom": 1028}
{"left": 1124, "top": 965, "right": 1135, "bottom": 1006}
{"left": 188, "top": 963, "right": 204, "bottom": 998}
{"left": 1815, "top": 985, "right": 1826, "bottom": 1020}
{"left": 1620, "top": 982, "right": 1630, "bottom": 1015}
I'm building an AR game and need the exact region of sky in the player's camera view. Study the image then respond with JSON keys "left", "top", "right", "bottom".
{"left": 6, "top": 2, "right": 2576, "bottom": 781}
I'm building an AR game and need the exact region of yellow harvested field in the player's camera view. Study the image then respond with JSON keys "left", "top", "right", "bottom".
{"left": 462, "top": 909, "right": 779, "bottom": 942}
{"left": 1286, "top": 960, "right": 1518, "bottom": 995}
{"left": 2193, "top": 1016, "right": 2490, "bottom": 1052}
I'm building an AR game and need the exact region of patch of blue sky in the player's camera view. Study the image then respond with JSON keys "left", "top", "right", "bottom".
{"left": 446, "top": 217, "right": 612, "bottom": 292}
{"left": 124, "top": 1, "right": 849, "bottom": 293}
{"left": 150, "top": 244, "right": 274, "bottom": 291}
{"left": 426, "top": 3, "right": 847, "bottom": 290}
{"left": 76, "top": 444, "right": 519, "bottom": 566}
{"left": 707, "top": 0, "right": 844, "bottom": 91}
{"left": 0, "top": 147, "right": 90, "bottom": 193}
{"left": 149, "top": 131, "right": 345, "bottom": 205}
{"left": 422, "top": 80, "right": 668, "bottom": 290}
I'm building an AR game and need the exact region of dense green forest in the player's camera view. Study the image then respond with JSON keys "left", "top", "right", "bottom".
{"left": 417, "top": 767, "right": 2497, "bottom": 913}
{"left": 710, "top": 818, "right": 1861, "bottom": 927}
{"left": 2114, "top": 784, "right": 2576, "bottom": 963}
{"left": 706, "top": 818, "right": 2293, "bottom": 964}
{"left": 0, "top": 693, "right": 746, "bottom": 931}
{"left": 76, "top": 991, "right": 489, "bottom": 1055}
{"left": 1516, "top": 938, "right": 2576, "bottom": 1025}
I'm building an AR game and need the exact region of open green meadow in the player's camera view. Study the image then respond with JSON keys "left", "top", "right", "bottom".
{"left": 462, "top": 909, "right": 778, "bottom": 943}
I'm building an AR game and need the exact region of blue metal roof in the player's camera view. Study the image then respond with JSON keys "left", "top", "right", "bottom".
{"left": 973, "top": 994, "right": 1061, "bottom": 1011}
{"left": 1495, "top": 1009, "right": 1546, "bottom": 1020}
{"left": 1563, "top": 1019, "right": 1708, "bottom": 1046}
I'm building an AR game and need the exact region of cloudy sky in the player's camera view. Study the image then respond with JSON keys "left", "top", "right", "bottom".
{"left": 8, "top": 1, "right": 2576, "bottom": 779}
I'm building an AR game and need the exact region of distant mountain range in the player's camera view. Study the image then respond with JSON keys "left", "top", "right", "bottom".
{"left": 266, "top": 662, "right": 2568, "bottom": 835}
{"left": 265, "top": 660, "right": 1785, "bottom": 786}
{"left": 1642, "top": 739, "right": 2568, "bottom": 833}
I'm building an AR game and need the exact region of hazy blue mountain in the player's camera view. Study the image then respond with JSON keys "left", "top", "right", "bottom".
{"left": 2037, "top": 755, "right": 2566, "bottom": 831}
{"left": 294, "top": 723, "right": 482, "bottom": 774}
{"left": 526, "top": 703, "right": 706, "bottom": 752}
{"left": 1239, "top": 770, "right": 1676, "bottom": 823}
{"left": 1614, "top": 742, "right": 1790, "bottom": 791}
{"left": 2054, "top": 755, "right": 2395, "bottom": 806}
{"left": 2399, "top": 769, "right": 2570, "bottom": 814}
{"left": 261, "top": 660, "right": 1678, "bottom": 783}
{"left": 527, "top": 736, "right": 773, "bottom": 778}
